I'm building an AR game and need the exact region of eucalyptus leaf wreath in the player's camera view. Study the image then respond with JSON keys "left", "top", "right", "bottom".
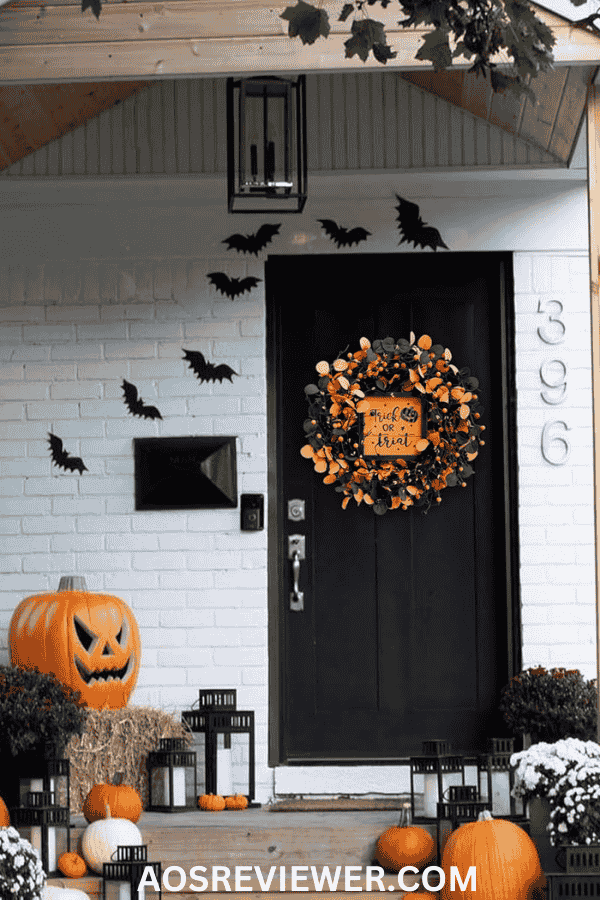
{"left": 300, "top": 334, "right": 485, "bottom": 514}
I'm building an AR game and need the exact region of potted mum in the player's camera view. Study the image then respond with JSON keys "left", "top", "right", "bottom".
{"left": 499, "top": 666, "right": 597, "bottom": 746}
{"left": 0, "top": 826, "right": 45, "bottom": 900}
{"left": 0, "top": 665, "right": 87, "bottom": 808}
{"left": 511, "top": 738, "right": 600, "bottom": 870}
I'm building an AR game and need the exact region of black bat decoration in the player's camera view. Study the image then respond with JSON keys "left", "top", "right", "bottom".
{"left": 48, "top": 433, "right": 88, "bottom": 474}
{"left": 207, "top": 273, "right": 262, "bottom": 300}
{"left": 222, "top": 223, "right": 281, "bottom": 256}
{"left": 121, "top": 379, "right": 163, "bottom": 420}
{"left": 395, "top": 195, "right": 449, "bottom": 252}
{"left": 183, "top": 350, "right": 238, "bottom": 384}
{"left": 318, "top": 219, "right": 371, "bottom": 249}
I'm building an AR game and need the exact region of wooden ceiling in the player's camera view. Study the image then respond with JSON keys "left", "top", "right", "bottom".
{"left": 0, "top": 66, "right": 594, "bottom": 172}
{"left": 0, "top": 80, "right": 149, "bottom": 169}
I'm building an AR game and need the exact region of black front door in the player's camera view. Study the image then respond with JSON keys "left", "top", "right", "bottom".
{"left": 267, "top": 252, "right": 519, "bottom": 763}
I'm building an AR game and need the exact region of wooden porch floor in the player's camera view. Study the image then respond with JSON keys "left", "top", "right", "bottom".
{"left": 48, "top": 809, "right": 434, "bottom": 897}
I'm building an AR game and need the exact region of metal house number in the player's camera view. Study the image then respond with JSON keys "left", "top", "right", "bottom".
{"left": 537, "top": 299, "right": 570, "bottom": 466}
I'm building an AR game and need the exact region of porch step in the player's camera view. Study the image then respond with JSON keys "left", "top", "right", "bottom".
{"left": 48, "top": 810, "right": 438, "bottom": 898}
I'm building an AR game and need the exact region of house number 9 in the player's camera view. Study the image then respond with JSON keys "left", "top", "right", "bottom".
{"left": 539, "top": 359, "right": 567, "bottom": 405}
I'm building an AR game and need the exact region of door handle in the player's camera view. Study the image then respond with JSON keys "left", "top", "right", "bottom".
{"left": 288, "top": 534, "right": 305, "bottom": 612}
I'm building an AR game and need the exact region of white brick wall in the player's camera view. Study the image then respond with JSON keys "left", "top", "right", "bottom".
{"left": 0, "top": 172, "right": 596, "bottom": 801}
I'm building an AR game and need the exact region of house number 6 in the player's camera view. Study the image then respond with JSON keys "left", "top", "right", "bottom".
{"left": 541, "top": 420, "right": 571, "bottom": 466}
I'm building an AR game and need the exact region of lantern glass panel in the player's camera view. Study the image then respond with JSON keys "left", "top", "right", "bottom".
{"left": 228, "top": 77, "right": 306, "bottom": 213}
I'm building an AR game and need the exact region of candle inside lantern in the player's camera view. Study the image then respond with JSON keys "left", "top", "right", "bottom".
{"left": 119, "top": 883, "right": 132, "bottom": 900}
{"left": 161, "top": 766, "right": 186, "bottom": 806}
{"left": 423, "top": 773, "right": 438, "bottom": 819}
{"left": 265, "top": 141, "right": 275, "bottom": 183}
{"left": 491, "top": 770, "right": 511, "bottom": 815}
{"left": 31, "top": 823, "right": 56, "bottom": 874}
{"left": 217, "top": 747, "right": 233, "bottom": 796}
{"left": 250, "top": 144, "right": 258, "bottom": 179}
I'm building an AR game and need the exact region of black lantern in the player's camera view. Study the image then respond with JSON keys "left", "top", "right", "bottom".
{"left": 227, "top": 75, "right": 307, "bottom": 213}
{"left": 147, "top": 738, "right": 197, "bottom": 812}
{"left": 435, "top": 785, "right": 491, "bottom": 861}
{"left": 546, "top": 848, "right": 600, "bottom": 899}
{"left": 103, "top": 845, "right": 162, "bottom": 900}
{"left": 182, "top": 689, "right": 259, "bottom": 806}
{"left": 477, "top": 738, "right": 526, "bottom": 820}
{"left": 11, "top": 790, "right": 70, "bottom": 876}
{"left": 10, "top": 757, "right": 70, "bottom": 876}
{"left": 410, "top": 740, "right": 466, "bottom": 823}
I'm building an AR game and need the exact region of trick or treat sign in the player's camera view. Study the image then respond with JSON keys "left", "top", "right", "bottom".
{"left": 361, "top": 394, "right": 427, "bottom": 459}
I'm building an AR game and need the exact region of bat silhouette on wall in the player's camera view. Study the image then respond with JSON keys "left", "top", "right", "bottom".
{"left": 395, "top": 196, "right": 449, "bottom": 252}
{"left": 183, "top": 349, "right": 238, "bottom": 384}
{"left": 318, "top": 219, "right": 371, "bottom": 249}
{"left": 121, "top": 379, "right": 163, "bottom": 420}
{"left": 48, "top": 433, "right": 88, "bottom": 474}
{"left": 222, "top": 224, "right": 281, "bottom": 256}
{"left": 207, "top": 273, "right": 262, "bottom": 300}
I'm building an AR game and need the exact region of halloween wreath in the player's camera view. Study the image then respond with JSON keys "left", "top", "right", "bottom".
{"left": 300, "top": 335, "right": 485, "bottom": 514}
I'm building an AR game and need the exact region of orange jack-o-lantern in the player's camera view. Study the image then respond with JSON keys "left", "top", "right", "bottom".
{"left": 9, "top": 576, "right": 140, "bottom": 709}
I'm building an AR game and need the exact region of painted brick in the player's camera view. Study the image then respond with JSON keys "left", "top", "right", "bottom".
{"left": 78, "top": 475, "right": 133, "bottom": 495}
{"left": 106, "top": 534, "right": 158, "bottom": 551}
{"left": 52, "top": 498, "right": 104, "bottom": 516}
{"left": 4, "top": 497, "right": 52, "bottom": 515}
{"left": 50, "top": 382, "right": 103, "bottom": 400}
{"left": 158, "top": 533, "right": 214, "bottom": 551}
{"left": 161, "top": 609, "right": 215, "bottom": 627}
{"left": 51, "top": 534, "right": 104, "bottom": 552}
{"left": 24, "top": 477, "right": 81, "bottom": 495}
{"left": 133, "top": 552, "right": 187, "bottom": 570}
{"left": 0, "top": 306, "right": 45, "bottom": 323}
{"left": 23, "top": 553, "right": 77, "bottom": 572}
{"left": 22, "top": 516, "right": 74, "bottom": 533}
{"left": 0, "top": 404, "right": 24, "bottom": 421}
{"left": 1, "top": 459, "right": 50, "bottom": 477}
{"left": 47, "top": 306, "right": 100, "bottom": 323}
{"left": 132, "top": 514, "right": 188, "bottom": 532}
{"left": 77, "top": 362, "right": 129, "bottom": 380}
{"left": 52, "top": 343, "right": 103, "bottom": 360}
{"left": 105, "top": 340, "right": 156, "bottom": 358}
{"left": 75, "top": 552, "right": 131, "bottom": 571}
{"left": 25, "top": 364, "right": 76, "bottom": 381}
{"left": 157, "top": 649, "right": 212, "bottom": 667}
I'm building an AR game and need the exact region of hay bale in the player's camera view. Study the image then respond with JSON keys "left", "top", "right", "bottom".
{"left": 66, "top": 706, "right": 191, "bottom": 814}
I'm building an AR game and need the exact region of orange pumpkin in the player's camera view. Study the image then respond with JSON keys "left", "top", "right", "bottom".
{"left": 441, "top": 811, "right": 545, "bottom": 900}
{"left": 58, "top": 852, "right": 87, "bottom": 878}
{"left": 83, "top": 783, "right": 143, "bottom": 824}
{"left": 198, "top": 793, "right": 226, "bottom": 811}
{"left": 9, "top": 577, "right": 140, "bottom": 709}
{"left": 0, "top": 795, "right": 9, "bottom": 827}
{"left": 225, "top": 794, "right": 249, "bottom": 810}
{"left": 376, "top": 803, "right": 436, "bottom": 872}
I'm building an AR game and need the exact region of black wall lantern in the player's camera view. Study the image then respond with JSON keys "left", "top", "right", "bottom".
{"left": 227, "top": 75, "right": 307, "bottom": 213}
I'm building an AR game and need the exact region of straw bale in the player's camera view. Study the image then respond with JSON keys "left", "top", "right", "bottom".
{"left": 66, "top": 705, "right": 191, "bottom": 814}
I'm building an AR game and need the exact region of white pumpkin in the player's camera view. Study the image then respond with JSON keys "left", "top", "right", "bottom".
{"left": 42, "top": 889, "right": 91, "bottom": 900}
{"left": 81, "top": 804, "right": 143, "bottom": 874}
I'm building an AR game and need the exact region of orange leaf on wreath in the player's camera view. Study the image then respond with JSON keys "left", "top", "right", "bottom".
{"left": 417, "top": 335, "right": 432, "bottom": 350}
{"left": 451, "top": 387, "right": 464, "bottom": 400}
{"left": 342, "top": 496, "right": 351, "bottom": 509}
{"left": 323, "top": 474, "right": 337, "bottom": 484}
{"left": 459, "top": 404, "right": 470, "bottom": 419}
{"left": 356, "top": 400, "right": 370, "bottom": 413}
{"left": 428, "top": 431, "right": 441, "bottom": 446}
{"left": 408, "top": 369, "right": 419, "bottom": 384}
{"left": 314, "top": 460, "right": 328, "bottom": 473}
{"left": 406, "top": 485, "right": 419, "bottom": 496}
{"left": 300, "top": 445, "right": 314, "bottom": 459}
{"left": 363, "top": 494, "right": 374, "bottom": 505}
{"left": 390, "top": 496, "right": 402, "bottom": 509}
{"left": 415, "top": 439, "right": 429, "bottom": 452}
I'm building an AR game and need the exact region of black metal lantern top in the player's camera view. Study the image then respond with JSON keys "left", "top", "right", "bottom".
{"left": 227, "top": 75, "right": 307, "bottom": 213}
{"left": 103, "top": 845, "right": 162, "bottom": 900}
{"left": 147, "top": 737, "right": 197, "bottom": 813}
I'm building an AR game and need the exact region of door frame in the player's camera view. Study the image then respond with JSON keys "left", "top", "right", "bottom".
{"left": 266, "top": 251, "right": 522, "bottom": 767}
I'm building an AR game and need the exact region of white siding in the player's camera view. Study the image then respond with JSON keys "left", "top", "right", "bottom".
{"left": 0, "top": 74, "right": 559, "bottom": 178}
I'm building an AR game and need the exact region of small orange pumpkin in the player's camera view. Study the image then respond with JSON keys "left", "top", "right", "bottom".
{"left": 83, "top": 780, "right": 142, "bottom": 824}
{"left": 9, "top": 576, "right": 141, "bottom": 710}
{"left": 376, "top": 803, "right": 436, "bottom": 872}
{"left": 441, "top": 810, "right": 545, "bottom": 900}
{"left": 199, "top": 793, "right": 226, "bottom": 811}
{"left": 58, "top": 852, "right": 87, "bottom": 878}
{"left": 225, "top": 794, "right": 249, "bottom": 810}
{"left": 0, "top": 795, "right": 9, "bottom": 827}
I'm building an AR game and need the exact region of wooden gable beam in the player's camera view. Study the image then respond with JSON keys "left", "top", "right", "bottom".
{"left": 401, "top": 65, "right": 595, "bottom": 165}
{"left": 0, "top": 2, "right": 599, "bottom": 85}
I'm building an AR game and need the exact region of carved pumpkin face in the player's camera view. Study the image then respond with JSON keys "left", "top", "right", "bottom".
{"left": 9, "top": 589, "right": 141, "bottom": 709}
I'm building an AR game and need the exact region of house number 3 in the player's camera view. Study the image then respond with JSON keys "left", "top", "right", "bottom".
{"left": 538, "top": 300, "right": 570, "bottom": 465}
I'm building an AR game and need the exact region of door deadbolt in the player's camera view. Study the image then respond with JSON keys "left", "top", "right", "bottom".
{"left": 288, "top": 499, "right": 305, "bottom": 521}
